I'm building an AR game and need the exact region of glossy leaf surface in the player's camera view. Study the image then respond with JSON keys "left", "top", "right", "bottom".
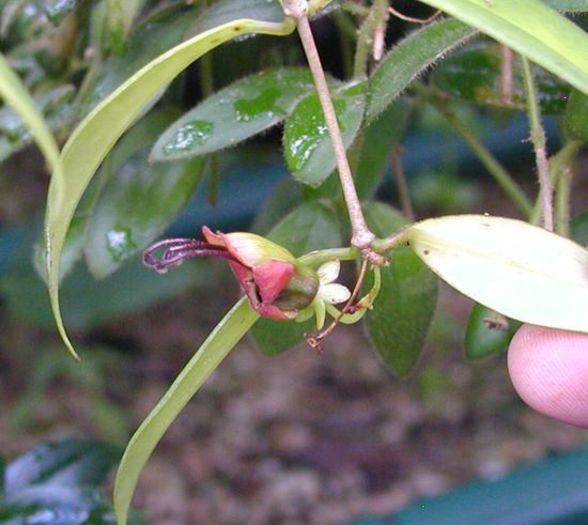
{"left": 152, "top": 68, "right": 314, "bottom": 161}
{"left": 252, "top": 201, "right": 343, "bottom": 355}
{"left": 363, "top": 203, "right": 438, "bottom": 377}
{"left": 419, "top": 0, "right": 588, "bottom": 95}
{"left": 284, "top": 82, "right": 365, "bottom": 187}
{"left": 366, "top": 19, "right": 476, "bottom": 122}
{"left": 85, "top": 110, "right": 204, "bottom": 278}
{"left": 432, "top": 42, "right": 570, "bottom": 114}
{"left": 114, "top": 298, "right": 258, "bottom": 525}
{"left": 44, "top": 11, "right": 295, "bottom": 355}
{"left": 407, "top": 215, "right": 588, "bottom": 333}
{"left": 465, "top": 304, "right": 519, "bottom": 360}
{"left": 1, "top": 439, "right": 120, "bottom": 525}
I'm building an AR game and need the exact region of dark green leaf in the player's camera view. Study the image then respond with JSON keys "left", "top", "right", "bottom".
{"left": 252, "top": 178, "right": 303, "bottom": 235}
{"left": 4, "top": 440, "right": 119, "bottom": 496}
{"left": 432, "top": 42, "right": 570, "bottom": 114}
{"left": 188, "top": 0, "right": 285, "bottom": 36}
{"left": 565, "top": 89, "right": 588, "bottom": 141}
{"left": 43, "top": 0, "right": 80, "bottom": 25}
{"left": 356, "top": 100, "right": 411, "bottom": 199}
{"left": 366, "top": 19, "right": 476, "bottom": 123}
{"left": 80, "top": 7, "right": 200, "bottom": 112}
{"left": 151, "top": 68, "right": 314, "bottom": 161}
{"left": 571, "top": 210, "right": 588, "bottom": 245}
{"left": 363, "top": 202, "right": 438, "bottom": 377}
{"left": 284, "top": 82, "right": 366, "bottom": 187}
{"left": 84, "top": 109, "right": 204, "bottom": 279}
{"left": 251, "top": 201, "right": 343, "bottom": 355}
{"left": 465, "top": 304, "right": 519, "bottom": 360}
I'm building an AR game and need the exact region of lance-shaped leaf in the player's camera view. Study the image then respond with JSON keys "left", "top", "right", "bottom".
{"left": 545, "top": 0, "right": 588, "bottom": 11}
{"left": 284, "top": 82, "right": 366, "bottom": 187}
{"left": 114, "top": 298, "right": 259, "bottom": 525}
{"left": 151, "top": 67, "right": 314, "bottom": 161}
{"left": 418, "top": 0, "right": 588, "bottom": 96}
{"left": 366, "top": 19, "right": 476, "bottom": 123}
{"left": 363, "top": 203, "right": 438, "bottom": 377}
{"left": 406, "top": 215, "right": 588, "bottom": 333}
{"left": 44, "top": 13, "right": 295, "bottom": 356}
{"left": 107, "top": 0, "right": 146, "bottom": 53}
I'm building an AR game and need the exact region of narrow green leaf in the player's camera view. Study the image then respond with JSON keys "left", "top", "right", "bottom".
{"left": 419, "top": 0, "right": 588, "bottom": 95}
{"left": 363, "top": 203, "right": 438, "bottom": 377}
{"left": 114, "top": 298, "right": 259, "bottom": 525}
{"left": 407, "top": 215, "right": 588, "bottom": 333}
{"left": 151, "top": 68, "right": 314, "bottom": 161}
{"left": 465, "top": 304, "right": 519, "bottom": 360}
{"left": 284, "top": 82, "right": 366, "bottom": 187}
{"left": 85, "top": 110, "right": 204, "bottom": 278}
{"left": 0, "top": 53, "right": 61, "bottom": 175}
{"left": 44, "top": 14, "right": 295, "bottom": 356}
{"left": 251, "top": 201, "right": 343, "bottom": 355}
{"left": 366, "top": 19, "right": 476, "bottom": 122}
{"left": 432, "top": 42, "right": 570, "bottom": 114}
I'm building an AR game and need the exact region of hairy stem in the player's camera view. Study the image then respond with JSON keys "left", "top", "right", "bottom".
{"left": 521, "top": 56, "right": 553, "bottom": 231}
{"left": 283, "top": 0, "right": 375, "bottom": 249}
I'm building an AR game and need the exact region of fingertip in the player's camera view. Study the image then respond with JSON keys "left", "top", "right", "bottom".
{"left": 508, "top": 325, "right": 588, "bottom": 428}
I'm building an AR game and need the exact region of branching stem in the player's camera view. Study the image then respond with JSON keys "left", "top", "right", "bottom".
{"left": 282, "top": 0, "right": 375, "bottom": 250}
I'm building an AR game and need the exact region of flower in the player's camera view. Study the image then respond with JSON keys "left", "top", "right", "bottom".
{"left": 297, "top": 260, "right": 352, "bottom": 330}
{"left": 143, "top": 227, "right": 319, "bottom": 321}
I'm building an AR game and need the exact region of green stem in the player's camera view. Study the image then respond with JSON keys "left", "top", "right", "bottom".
{"left": 551, "top": 141, "right": 581, "bottom": 236}
{"left": 300, "top": 246, "right": 360, "bottom": 266}
{"left": 416, "top": 84, "right": 533, "bottom": 218}
{"left": 353, "top": 0, "right": 389, "bottom": 77}
{"left": 521, "top": 56, "right": 553, "bottom": 231}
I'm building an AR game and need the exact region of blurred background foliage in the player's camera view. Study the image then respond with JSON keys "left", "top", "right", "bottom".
{"left": 0, "top": 0, "right": 588, "bottom": 523}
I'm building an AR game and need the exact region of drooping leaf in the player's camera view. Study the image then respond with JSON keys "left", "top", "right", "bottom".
{"left": 151, "top": 67, "right": 314, "bottom": 161}
{"left": 114, "top": 298, "right": 259, "bottom": 525}
{"left": 571, "top": 210, "right": 588, "bottom": 246}
{"left": 465, "top": 303, "right": 520, "bottom": 360}
{"left": 564, "top": 89, "right": 588, "bottom": 141}
{"left": 84, "top": 109, "right": 204, "bottom": 278}
{"left": 406, "top": 215, "right": 588, "bottom": 333}
{"left": 363, "top": 202, "right": 438, "bottom": 377}
{"left": 432, "top": 42, "right": 570, "bottom": 114}
{"left": 251, "top": 201, "right": 343, "bottom": 355}
{"left": 366, "top": 19, "right": 476, "bottom": 122}
{"left": 419, "top": 0, "right": 588, "bottom": 96}
{"left": 0, "top": 52, "right": 61, "bottom": 176}
{"left": 284, "top": 82, "right": 366, "bottom": 187}
{"left": 44, "top": 11, "right": 295, "bottom": 356}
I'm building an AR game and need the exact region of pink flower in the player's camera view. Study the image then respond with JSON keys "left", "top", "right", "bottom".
{"left": 143, "top": 227, "right": 319, "bottom": 321}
